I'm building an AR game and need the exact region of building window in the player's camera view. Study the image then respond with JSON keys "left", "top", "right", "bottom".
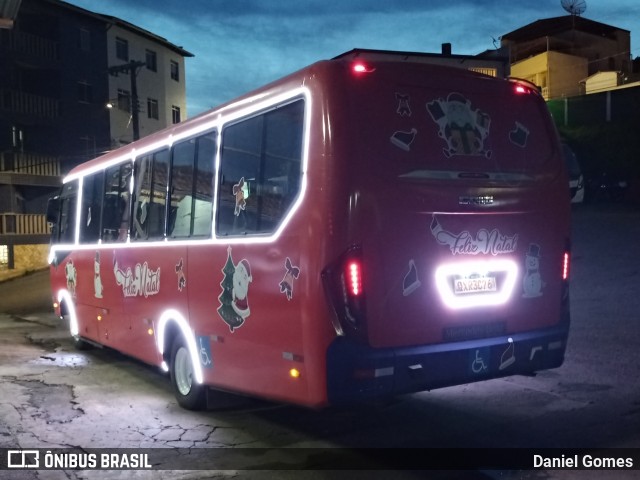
{"left": 0, "top": 245, "right": 8, "bottom": 266}
{"left": 79, "top": 28, "right": 91, "bottom": 52}
{"left": 77, "top": 81, "right": 92, "bottom": 103}
{"left": 171, "top": 105, "right": 181, "bottom": 124}
{"left": 146, "top": 49, "right": 157, "bottom": 72}
{"left": 117, "top": 89, "right": 131, "bottom": 112}
{"left": 469, "top": 67, "right": 497, "bottom": 77}
{"left": 147, "top": 98, "right": 159, "bottom": 119}
{"left": 11, "top": 126, "right": 23, "bottom": 149}
{"left": 116, "top": 37, "right": 129, "bottom": 61}
{"left": 170, "top": 60, "right": 179, "bottom": 81}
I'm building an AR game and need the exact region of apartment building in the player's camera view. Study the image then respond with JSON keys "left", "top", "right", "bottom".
{"left": 0, "top": 0, "right": 192, "bottom": 271}
{"left": 502, "top": 15, "right": 631, "bottom": 99}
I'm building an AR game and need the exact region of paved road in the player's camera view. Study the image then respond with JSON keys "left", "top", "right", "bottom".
{"left": 1, "top": 203, "right": 639, "bottom": 479}
{"left": 0, "top": 269, "right": 51, "bottom": 314}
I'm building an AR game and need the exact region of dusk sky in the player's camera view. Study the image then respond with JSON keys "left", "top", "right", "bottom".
{"left": 64, "top": 0, "right": 640, "bottom": 116}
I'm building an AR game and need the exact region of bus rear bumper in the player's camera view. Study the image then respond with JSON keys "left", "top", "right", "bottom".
{"left": 326, "top": 323, "right": 570, "bottom": 405}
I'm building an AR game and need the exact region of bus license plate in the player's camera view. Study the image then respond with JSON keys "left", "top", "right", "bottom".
{"left": 454, "top": 276, "right": 497, "bottom": 295}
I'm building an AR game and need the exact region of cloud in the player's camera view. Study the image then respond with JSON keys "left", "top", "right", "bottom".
{"left": 66, "top": 0, "right": 640, "bottom": 115}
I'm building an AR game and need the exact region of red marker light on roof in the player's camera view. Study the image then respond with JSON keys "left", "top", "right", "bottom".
{"left": 515, "top": 85, "right": 528, "bottom": 94}
{"left": 352, "top": 62, "right": 375, "bottom": 74}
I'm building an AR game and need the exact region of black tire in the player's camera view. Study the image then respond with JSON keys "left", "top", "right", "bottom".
{"left": 169, "top": 336, "right": 207, "bottom": 410}
{"left": 72, "top": 334, "right": 92, "bottom": 350}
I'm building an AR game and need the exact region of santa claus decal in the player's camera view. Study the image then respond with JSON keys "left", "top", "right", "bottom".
{"left": 217, "top": 247, "right": 253, "bottom": 332}
{"left": 427, "top": 92, "right": 491, "bottom": 158}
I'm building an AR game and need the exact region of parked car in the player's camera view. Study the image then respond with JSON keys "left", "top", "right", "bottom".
{"left": 562, "top": 143, "right": 584, "bottom": 203}
{"left": 586, "top": 170, "right": 628, "bottom": 203}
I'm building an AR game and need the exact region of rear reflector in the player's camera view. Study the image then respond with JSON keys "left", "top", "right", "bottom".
{"left": 562, "top": 252, "right": 570, "bottom": 281}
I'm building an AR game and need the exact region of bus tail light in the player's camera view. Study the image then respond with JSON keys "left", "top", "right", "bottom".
{"left": 346, "top": 260, "right": 363, "bottom": 297}
{"left": 322, "top": 246, "right": 367, "bottom": 340}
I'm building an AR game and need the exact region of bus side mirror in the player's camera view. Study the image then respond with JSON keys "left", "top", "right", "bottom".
{"left": 46, "top": 196, "right": 60, "bottom": 224}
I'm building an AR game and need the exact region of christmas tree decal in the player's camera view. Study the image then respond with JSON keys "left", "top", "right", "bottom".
{"left": 217, "top": 246, "right": 250, "bottom": 332}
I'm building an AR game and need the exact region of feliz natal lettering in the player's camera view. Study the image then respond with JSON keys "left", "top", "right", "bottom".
{"left": 431, "top": 216, "right": 518, "bottom": 256}
{"left": 115, "top": 261, "right": 161, "bottom": 298}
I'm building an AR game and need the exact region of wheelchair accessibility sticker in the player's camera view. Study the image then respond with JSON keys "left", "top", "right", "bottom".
{"left": 198, "top": 335, "right": 213, "bottom": 368}
{"left": 470, "top": 347, "right": 490, "bottom": 375}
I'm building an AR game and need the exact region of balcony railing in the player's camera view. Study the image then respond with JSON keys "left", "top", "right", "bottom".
{"left": 0, "top": 29, "right": 58, "bottom": 60}
{"left": 0, "top": 89, "right": 59, "bottom": 118}
{"left": 0, "top": 214, "right": 51, "bottom": 236}
{"left": 0, "top": 152, "right": 61, "bottom": 177}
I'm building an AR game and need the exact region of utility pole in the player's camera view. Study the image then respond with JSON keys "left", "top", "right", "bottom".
{"left": 108, "top": 60, "right": 146, "bottom": 141}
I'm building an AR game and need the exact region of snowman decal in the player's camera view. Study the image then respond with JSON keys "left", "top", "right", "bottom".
{"left": 64, "top": 260, "right": 77, "bottom": 297}
{"left": 522, "top": 243, "right": 544, "bottom": 298}
{"left": 94, "top": 251, "right": 103, "bottom": 298}
{"left": 217, "top": 247, "right": 253, "bottom": 332}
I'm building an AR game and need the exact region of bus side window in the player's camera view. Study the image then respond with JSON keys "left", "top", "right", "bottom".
{"left": 168, "top": 140, "right": 196, "bottom": 238}
{"left": 132, "top": 154, "right": 152, "bottom": 240}
{"left": 149, "top": 150, "right": 169, "bottom": 238}
{"left": 102, "top": 163, "right": 132, "bottom": 243}
{"left": 79, "top": 171, "right": 104, "bottom": 244}
{"left": 57, "top": 181, "right": 78, "bottom": 244}
{"left": 192, "top": 133, "right": 215, "bottom": 237}
{"left": 167, "top": 132, "right": 215, "bottom": 239}
{"left": 132, "top": 149, "right": 169, "bottom": 241}
{"left": 216, "top": 99, "right": 304, "bottom": 237}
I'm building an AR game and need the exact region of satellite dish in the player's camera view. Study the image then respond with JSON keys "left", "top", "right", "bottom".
{"left": 561, "top": 0, "right": 587, "bottom": 16}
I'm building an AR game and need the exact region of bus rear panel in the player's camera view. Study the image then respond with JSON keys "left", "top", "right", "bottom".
{"left": 320, "top": 58, "right": 570, "bottom": 403}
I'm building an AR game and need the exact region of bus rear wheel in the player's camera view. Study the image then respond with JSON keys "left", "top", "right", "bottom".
{"left": 169, "top": 336, "right": 207, "bottom": 410}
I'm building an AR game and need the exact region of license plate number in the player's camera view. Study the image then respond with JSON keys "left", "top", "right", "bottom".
{"left": 454, "top": 276, "right": 497, "bottom": 295}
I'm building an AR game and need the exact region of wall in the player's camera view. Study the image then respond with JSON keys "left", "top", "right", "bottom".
{"left": 106, "top": 25, "right": 188, "bottom": 147}
{"left": 547, "top": 85, "right": 640, "bottom": 201}
{"left": 511, "top": 51, "right": 587, "bottom": 99}
{"left": 13, "top": 243, "right": 48, "bottom": 270}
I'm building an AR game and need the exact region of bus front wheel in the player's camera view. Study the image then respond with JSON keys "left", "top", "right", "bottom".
{"left": 169, "top": 336, "right": 207, "bottom": 410}
{"left": 62, "top": 314, "right": 92, "bottom": 351}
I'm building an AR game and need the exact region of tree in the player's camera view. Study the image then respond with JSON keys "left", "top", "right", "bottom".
{"left": 217, "top": 247, "right": 244, "bottom": 332}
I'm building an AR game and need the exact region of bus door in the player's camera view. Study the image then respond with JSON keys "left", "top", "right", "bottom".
{"left": 86, "top": 164, "right": 131, "bottom": 348}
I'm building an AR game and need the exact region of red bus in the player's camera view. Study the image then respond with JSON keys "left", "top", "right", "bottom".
{"left": 48, "top": 50, "right": 571, "bottom": 410}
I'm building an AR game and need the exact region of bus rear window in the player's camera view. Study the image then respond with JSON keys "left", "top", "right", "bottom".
{"left": 351, "top": 70, "right": 558, "bottom": 181}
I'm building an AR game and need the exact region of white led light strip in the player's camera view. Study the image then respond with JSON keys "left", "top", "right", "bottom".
{"left": 49, "top": 86, "right": 312, "bottom": 262}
